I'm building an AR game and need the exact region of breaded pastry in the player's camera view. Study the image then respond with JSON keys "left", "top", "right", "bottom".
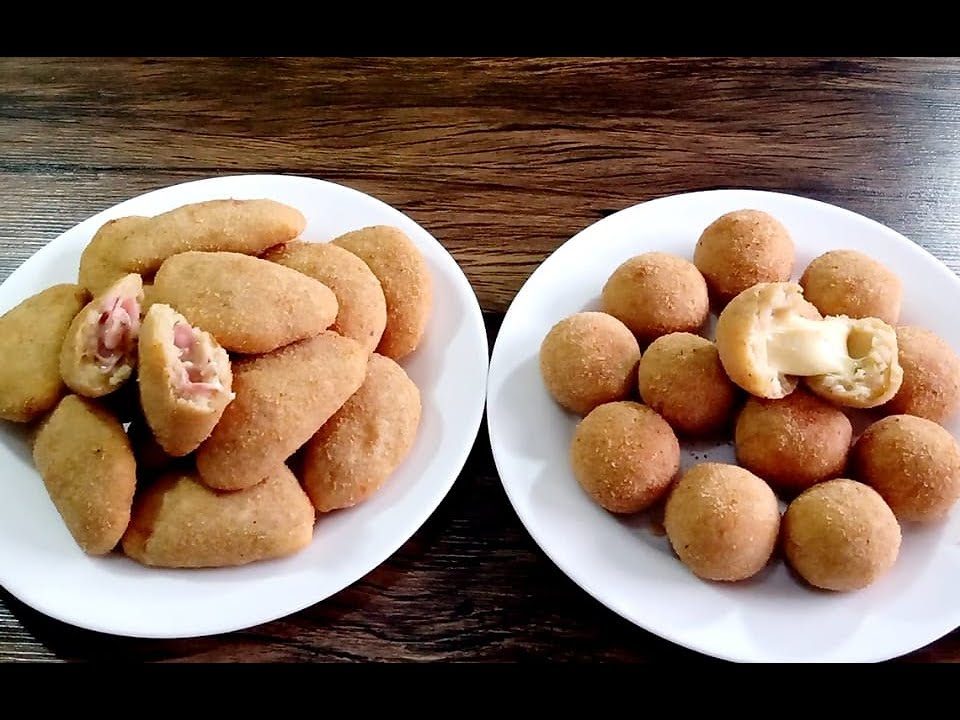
{"left": 60, "top": 274, "right": 144, "bottom": 398}
{"left": 151, "top": 251, "right": 338, "bottom": 354}
{"left": 886, "top": 326, "right": 960, "bottom": 424}
{"left": 637, "top": 333, "right": 739, "bottom": 436}
{"left": 735, "top": 390, "right": 852, "bottom": 494}
{"left": 0, "top": 284, "right": 89, "bottom": 422}
{"left": 570, "top": 401, "right": 680, "bottom": 513}
{"left": 783, "top": 479, "right": 901, "bottom": 592}
{"left": 540, "top": 312, "right": 641, "bottom": 416}
{"left": 693, "top": 209, "right": 795, "bottom": 306}
{"left": 601, "top": 252, "right": 709, "bottom": 344}
{"left": 78, "top": 216, "right": 150, "bottom": 296}
{"left": 122, "top": 465, "right": 315, "bottom": 568}
{"left": 302, "top": 354, "right": 421, "bottom": 512}
{"left": 664, "top": 463, "right": 780, "bottom": 582}
{"left": 263, "top": 241, "right": 387, "bottom": 353}
{"left": 138, "top": 303, "right": 233, "bottom": 457}
{"left": 800, "top": 250, "right": 902, "bottom": 326}
{"left": 332, "top": 226, "right": 432, "bottom": 360}
{"left": 196, "top": 331, "right": 367, "bottom": 491}
{"left": 112, "top": 199, "right": 306, "bottom": 277}
{"left": 852, "top": 414, "right": 960, "bottom": 522}
{"left": 32, "top": 395, "right": 136, "bottom": 555}
{"left": 126, "top": 417, "right": 179, "bottom": 478}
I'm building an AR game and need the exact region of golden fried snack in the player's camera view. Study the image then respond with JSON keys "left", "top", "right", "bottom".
{"left": 78, "top": 216, "right": 150, "bottom": 296}
{"left": 32, "top": 395, "right": 136, "bottom": 555}
{"left": 196, "top": 331, "right": 367, "bottom": 491}
{"left": 151, "top": 251, "right": 338, "bottom": 354}
{"left": 540, "top": 312, "right": 641, "bottom": 416}
{"left": 601, "top": 252, "right": 709, "bottom": 344}
{"left": 886, "top": 326, "right": 960, "bottom": 424}
{"left": 263, "top": 241, "right": 387, "bottom": 353}
{"left": 783, "top": 479, "right": 901, "bottom": 592}
{"left": 852, "top": 414, "right": 960, "bottom": 522}
{"left": 332, "top": 226, "right": 432, "bottom": 360}
{"left": 302, "top": 354, "right": 421, "bottom": 512}
{"left": 138, "top": 303, "right": 233, "bottom": 457}
{"left": 0, "top": 284, "right": 89, "bottom": 422}
{"left": 693, "top": 209, "right": 795, "bottom": 306}
{"left": 799, "top": 250, "right": 902, "bottom": 326}
{"left": 126, "top": 417, "right": 179, "bottom": 478}
{"left": 637, "top": 333, "right": 739, "bottom": 436}
{"left": 570, "top": 401, "right": 680, "bottom": 514}
{"left": 112, "top": 199, "right": 306, "bottom": 277}
{"left": 664, "top": 463, "right": 780, "bottom": 582}
{"left": 60, "top": 274, "right": 144, "bottom": 398}
{"left": 735, "top": 390, "right": 852, "bottom": 494}
{"left": 122, "top": 465, "right": 315, "bottom": 568}
{"left": 715, "top": 282, "right": 902, "bottom": 406}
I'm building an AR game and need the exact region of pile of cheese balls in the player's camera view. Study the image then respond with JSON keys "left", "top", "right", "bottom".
{"left": 540, "top": 209, "right": 960, "bottom": 592}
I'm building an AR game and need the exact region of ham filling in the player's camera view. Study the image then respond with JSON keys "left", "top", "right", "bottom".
{"left": 172, "top": 322, "right": 225, "bottom": 403}
{"left": 91, "top": 295, "right": 141, "bottom": 374}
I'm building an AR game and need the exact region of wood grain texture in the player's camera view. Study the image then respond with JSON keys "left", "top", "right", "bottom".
{"left": 2, "top": 56, "right": 959, "bottom": 662}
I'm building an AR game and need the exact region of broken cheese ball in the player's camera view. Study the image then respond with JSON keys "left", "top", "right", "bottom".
{"left": 715, "top": 282, "right": 902, "bottom": 407}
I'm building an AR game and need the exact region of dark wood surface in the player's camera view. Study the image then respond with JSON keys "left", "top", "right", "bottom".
{"left": 2, "top": 56, "right": 959, "bottom": 662}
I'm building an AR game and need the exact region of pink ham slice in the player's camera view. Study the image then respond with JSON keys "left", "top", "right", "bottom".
{"left": 93, "top": 295, "right": 140, "bottom": 373}
{"left": 172, "top": 322, "right": 225, "bottom": 399}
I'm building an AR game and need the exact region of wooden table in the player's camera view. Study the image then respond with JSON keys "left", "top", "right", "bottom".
{"left": 2, "top": 57, "right": 959, "bottom": 662}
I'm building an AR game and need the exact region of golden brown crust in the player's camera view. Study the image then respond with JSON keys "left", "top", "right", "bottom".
{"left": 150, "top": 251, "right": 338, "bottom": 354}
{"left": 637, "top": 333, "right": 739, "bottom": 436}
{"left": 0, "top": 284, "right": 89, "bottom": 422}
{"left": 782, "top": 479, "right": 900, "bottom": 592}
{"left": 735, "top": 390, "right": 852, "bottom": 493}
{"left": 540, "top": 312, "right": 641, "bottom": 416}
{"left": 78, "top": 217, "right": 150, "bottom": 296}
{"left": 121, "top": 465, "right": 315, "bottom": 568}
{"left": 570, "top": 401, "right": 679, "bottom": 514}
{"left": 32, "top": 395, "right": 136, "bottom": 555}
{"left": 332, "top": 226, "right": 432, "bottom": 360}
{"left": 664, "top": 463, "right": 780, "bottom": 582}
{"left": 799, "top": 250, "right": 902, "bottom": 325}
{"left": 302, "top": 354, "right": 421, "bottom": 512}
{"left": 600, "top": 252, "right": 709, "bottom": 344}
{"left": 886, "top": 325, "right": 960, "bottom": 424}
{"left": 263, "top": 241, "right": 387, "bottom": 353}
{"left": 693, "top": 209, "right": 795, "bottom": 306}
{"left": 852, "top": 414, "right": 960, "bottom": 522}
{"left": 196, "top": 331, "right": 368, "bottom": 491}
{"left": 137, "top": 304, "right": 233, "bottom": 457}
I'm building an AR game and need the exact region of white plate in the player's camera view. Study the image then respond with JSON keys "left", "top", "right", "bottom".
{"left": 0, "top": 174, "right": 488, "bottom": 639}
{"left": 487, "top": 189, "right": 960, "bottom": 663}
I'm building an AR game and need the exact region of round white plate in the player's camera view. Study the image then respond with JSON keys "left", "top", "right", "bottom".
{"left": 0, "top": 174, "right": 488, "bottom": 638}
{"left": 487, "top": 189, "right": 960, "bottom": 663}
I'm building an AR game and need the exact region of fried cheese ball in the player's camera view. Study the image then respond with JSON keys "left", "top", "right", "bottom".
{"left": 77, "top": 216, "right": 150, "bottom": 296}
{"left": 196, "top": 331, "right": 367, "bottom": 491}
{"left": 693, "top": 209, "right": 795, "bottom": 306}
{"left": 735, "top": 390, "right": 852, "bottom": 494}
{"left": 332, "top": 226, "right": 432, "bottom": 360}
{"left": 0, "top": 284, "right": 89, "bottom": 422}
{"left": 150, "top": 251, "right": 338, "bottom": 354}
{"left": 664, "top": 463, "right": 780, "bottom": 582}
{"left": 540, "top": 312, "right": 641, "bottom": 416}
{"left": 32, "top": 395, "right": 136, "bottom": 555}
{"left": 852, "top": 414, "right": 960, "bottom": 522}
{"left": 138, "top": 303, "right": 234, "bottom": 457}
{"left": 601, "top": 252, "right": 709, "bottom": 344}
{"left": 782, "top": 479, "right": 901, "bottom": 592}
{"left": 570, "top": 401, "right": 679, "bottom": 514}
{"left": 263, "top": 241, "right": 387, "bottom": 353}
{"left": 799, "top": 250, "right": 902, "bottom": 326}
{"left": 122, "top": 465, "right": 315, "bottom": 568}
{"left": 302, "top": 354, "right": 421, "bottom": 512}
{"left": 637, "top": 333, "right": 738, "bottom": 436}
{"left": 60, "top": 274, "right": 144, "bottom": 398}
{"left": 886, "top": 326, "right": 960, "bottom": 424}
